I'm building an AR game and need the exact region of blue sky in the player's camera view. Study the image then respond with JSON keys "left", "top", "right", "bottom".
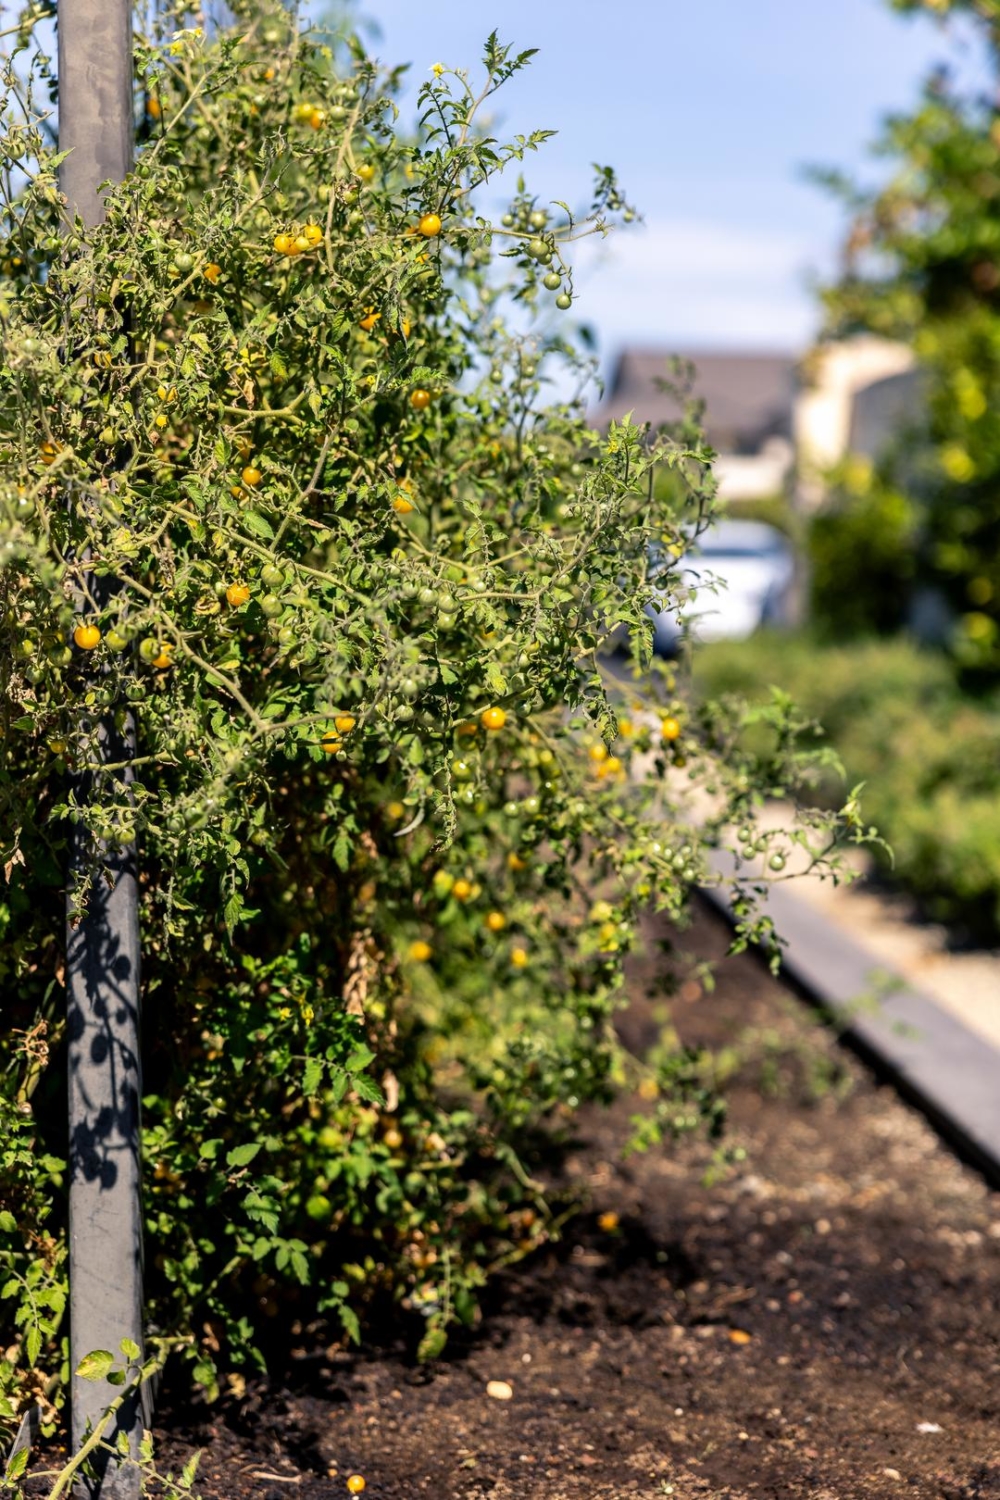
{"left": 348, "top": 0, "right": 986, "bottom": 372}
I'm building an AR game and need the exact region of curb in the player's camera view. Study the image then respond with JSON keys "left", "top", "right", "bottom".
{"left": 701, "top": 851, "right": 1000, "bottom": 1188}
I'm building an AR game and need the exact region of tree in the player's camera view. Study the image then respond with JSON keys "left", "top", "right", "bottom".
{"left": 0, "top": 1, "right": 862, "bottom": 1486}
{"left": 817, "top": 0, "right": 1000, "bottom": 676}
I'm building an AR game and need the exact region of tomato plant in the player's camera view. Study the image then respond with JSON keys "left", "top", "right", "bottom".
{"left": 0, "top": 0, "right": 867, "bottom": 1452}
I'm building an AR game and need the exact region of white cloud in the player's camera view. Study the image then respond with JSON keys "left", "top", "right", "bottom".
{"left": 572, "top": 218, "right": 827, "bottom": 360}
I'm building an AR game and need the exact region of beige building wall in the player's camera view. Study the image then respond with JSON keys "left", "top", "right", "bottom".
{"left": 794, "top": 335, "right": 915, "bottom": 508}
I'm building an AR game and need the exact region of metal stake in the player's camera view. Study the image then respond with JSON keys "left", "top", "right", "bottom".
{"left": 58, "top": 2, "right": 143, "bottom": 1494}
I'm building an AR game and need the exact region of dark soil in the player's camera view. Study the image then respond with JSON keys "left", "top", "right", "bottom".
{"left": 154, "top": 902, "right": 1000, "bottom": 1500}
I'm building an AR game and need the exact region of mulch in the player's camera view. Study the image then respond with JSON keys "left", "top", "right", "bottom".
{"left": 150, "top": 901, "right": 1000, "bottom": 1500}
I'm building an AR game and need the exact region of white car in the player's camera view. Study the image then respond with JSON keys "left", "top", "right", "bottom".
{"left": 646, "top": 519, "right": 795, "bottom": 654}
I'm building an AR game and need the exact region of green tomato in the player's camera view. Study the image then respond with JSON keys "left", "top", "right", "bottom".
{"left": 305, "top": 1194, "right": 333, "bottom": 1221}
{"left": 555, "top": 293, "right": 572, "bottom": 310}
{"left": 542, "top": 272, "right": 562, "bottom": 291}
{"left": 529, "top": 210, "right": 548, "bottom": 229}
{"left": 451, "top": 759, "right": 473, "bottom": 780}
{"left": 527, "top": 238, "right": 548, "bottom": 259}
{"left": 175, "top": 252, "right": 195, "bottom": 272}
{"left": 260, "top": 594, "right": 283, "bottom": 618}
{"left": 105, "top": 630, "right": 129, "bottom": 651}
{"left": 261, "top": 563, "right": 285, "bottom": 589}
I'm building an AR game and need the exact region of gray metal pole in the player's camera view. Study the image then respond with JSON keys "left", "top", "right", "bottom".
{"left": 58, "top": 4, "right": 143, "bottom": 1496}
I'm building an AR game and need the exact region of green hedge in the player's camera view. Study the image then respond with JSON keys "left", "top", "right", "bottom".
{"left": 694, "top": 633, "right": 1000, "bottom": 941}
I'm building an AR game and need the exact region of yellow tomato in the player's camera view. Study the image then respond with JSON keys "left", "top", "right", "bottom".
{"left": 480, "top": 706, "right": 506, "bottom": 732}
{"left": 203, "top": 262, "right": 221, "bottom": 283}
{"left": 292, "top": 234, "right": 311, "bottom": 255}
{"left": 154, "top": 413, "right": 168, "bottom": 428}
{"left": 226, "top": 582, "right": 250, "bottom": 608}
{"left": 293, "top": 101, "right": 316, "bottom": 123}
{"left": 359, "top": 308, "right": 380, "bottom": 331}
{"left": 39, "top": 441, "right": 60, "bottom": 465}
{"left": 242, "top": 466, "right": 262, "bottom": 488}
{"left": 152, "top": 644, "right": 174, "bottom": 670}
{"left": 308, "top": 108, "right": 326, "bottom": 130}
{"left": 485, "top": 910, "right": 506, "bottom": 933}
{"left": 346, "top": 1478, "right": 366, "bottom": 1496}
{"left": 334, "top": 714, "right": 356, "bottom": 735}
{"left": 408, "top": 940, "right": 431, "bottom": 963}
{"left": 321, "top": 734, "right": 343, "bottom": 755}
{"left": 409, "top": 388, "right": 432, "bottom": 410}
{"left": 452, "top": 878, "right": 473, "bottom": 902}
{"left": 597, "top": 1211, "right": 619, "bottom": 1233}
{"left": 303, "top": 223, "right": 324, "bottom": 245}
{"left": 507, "top": 852, "right": 527, "bottom": 872}
{"left": 511, "top": 947, "right": 529, "bottom": 968}
{"left": 73, "top": 624, "right": 101, "bottom": 651}
{"left": 146, "top": 96, "right": 162, "bottom": 119}
{"left": 273, "top": 233, "right": 292, "bottom": 255}
{"left": 661, "top": 715, "right": 681, "bottom": 742}
{"left": 392, "top": 496, "right": 414, "bottom": 514}
{"left": 588, "top": 743, "right": 608, "bottom": 764}
{"left": 357, "top": 163, "right": 375, "bottom": 182}
{"left": 418, "top": 212, "right": 442, "bottom": 237}
{"left": 387, "top": 801, "right": 405, "bottom": 820}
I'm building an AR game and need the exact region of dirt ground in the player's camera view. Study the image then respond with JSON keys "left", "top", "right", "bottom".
{"left": 153, "top": 902, "right": 1000, "bottom": 1500}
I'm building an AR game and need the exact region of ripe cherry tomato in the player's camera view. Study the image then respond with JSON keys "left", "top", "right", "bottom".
{"left": 408, "top": 940, "right": 431, "bottom": 963}
{"left": 452, "top": 878, "right": 472, "bottom": 902}
{"left": 273, "top": 233, "right": 292, "bottom": 255}
{"left": 409, "top": 388, "right": 432, "bottom": 410}
{"left": 226, "top": 582, "right": 250, "bottom": 608}
{"left": 357, "top": 163, "right": 375, "bottom": 183}
{"left": 321, "top": 733, "right": 343, "bottom": 755}
{"left": 485, "top": 911, "right": 506, "bottom": 933}
{"left": 242, "top": 466, "right": 262, "bottom": 488}
{"left": 392, "top": 496, "right": 414, "bottom": 514}
{"left": 39, "top": 441, "right": 60, "bottom": 465}
{"left": 203, "top": 263, "right": 221, "bottom": 283}
{"left": 152, "top": 644, "right": 174, "bottom": 670}
{"left": 346, "top": 1477, "right": 366, "bottom": 1495}
{"left": 661, "top": 715, "right": 681, "bottom": 741}
{"left": 418, "top": 212, "right": 442, "bottom": 237}
{"left": 334, "top": 713, "right": 356, "bottom": 734}
{"left": 302, "top": 223, "right": 323, "bottom": 245}
{"left": 511, "top": 947, "right": 529, "bottom": 968}
{"left": 480, "top": 706, "right": 506, "bottom": 732}
{"left": 359, "top": 308, "right": 380, "bottom": 332}
{"left": 73, "top": 624, "right": 101, "bottom": 650}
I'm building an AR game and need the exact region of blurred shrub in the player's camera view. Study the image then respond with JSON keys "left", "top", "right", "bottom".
{"left": 696, "top": 632, "right": 1000, "bottom": 939}
{"left": 807, "top": 470, "right": 918, "bottom": 639}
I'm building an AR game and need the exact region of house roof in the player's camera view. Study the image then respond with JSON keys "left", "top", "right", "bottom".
{"left": 596, "top": 348, "right": 798, "bottom": 454}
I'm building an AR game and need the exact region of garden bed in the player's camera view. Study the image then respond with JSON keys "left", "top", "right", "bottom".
{"left": 152, "top": 902, "right": 1000, "bottom": 1500}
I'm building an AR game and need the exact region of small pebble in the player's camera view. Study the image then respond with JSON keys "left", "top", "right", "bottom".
{"left": 486, "top": 1380, "right": 514, "bottom": 1401}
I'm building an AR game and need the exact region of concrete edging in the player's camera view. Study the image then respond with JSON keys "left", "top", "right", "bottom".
{"left": 701, "top": 850, "right": 1000, "bottom": 1188}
